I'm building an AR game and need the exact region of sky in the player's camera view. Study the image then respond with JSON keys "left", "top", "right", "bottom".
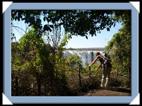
{"left": 65, "top": 23, "right": 122, "bottom": 48}
{"left": 12, "top": 20, "right": 122, "bottom": 48}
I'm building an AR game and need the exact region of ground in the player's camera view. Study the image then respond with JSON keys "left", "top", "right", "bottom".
{"left": 79, "top": 88, "right": 131, "bottom": 96}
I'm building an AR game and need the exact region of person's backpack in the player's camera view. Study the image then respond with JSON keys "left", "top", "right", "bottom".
{"left": 104, "top": 53, "right": 112, "bottom": 67}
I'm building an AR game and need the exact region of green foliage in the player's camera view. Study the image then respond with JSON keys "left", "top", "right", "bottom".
{"left": 12, "top": 28, "right": 74, "bottom": 95}
{"left": 105, "top": 11, "right": 131, "bottom": 88}
{"left": 66, "top": 54, "right": 82, "bottom": 69}
{"left": 58, "top": 33, "right": 70, "bottom": 49}
{"left": 12, "top": 10, "right": 118, "bottom": 37}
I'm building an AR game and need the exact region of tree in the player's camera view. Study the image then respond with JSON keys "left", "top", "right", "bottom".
{"left": 12, "top": 27, "right": 74, "bottom": 95}
{"left": 12, "top": 28, "right": 54, "bottom": 95}
{"left": 11, "top": 10, "right": 120, "bottom": 37}
{"left": 104, "top": 10, "right": 131, "bottom": 88}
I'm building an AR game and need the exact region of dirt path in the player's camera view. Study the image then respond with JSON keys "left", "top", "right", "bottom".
{"left": 80, "top": 89, "right": 131, "bottom": 96}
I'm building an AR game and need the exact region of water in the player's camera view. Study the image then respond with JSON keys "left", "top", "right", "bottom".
{"left": 63, "top": 50, "right": 104, "bottom": 66}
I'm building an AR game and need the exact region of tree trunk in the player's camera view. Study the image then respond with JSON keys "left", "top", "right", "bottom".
{"left": 15, "top": 76, "right": 19, "bottom": 95}
{"left": 78, "top": 66, "right": 82, "bottom": 88}
{"left": 37, "top": 73, "right": 41, "bottom": 95}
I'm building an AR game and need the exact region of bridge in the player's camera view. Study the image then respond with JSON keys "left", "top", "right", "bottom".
{"left": 64, "top": 47, "right": 104, "bottom": 51}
